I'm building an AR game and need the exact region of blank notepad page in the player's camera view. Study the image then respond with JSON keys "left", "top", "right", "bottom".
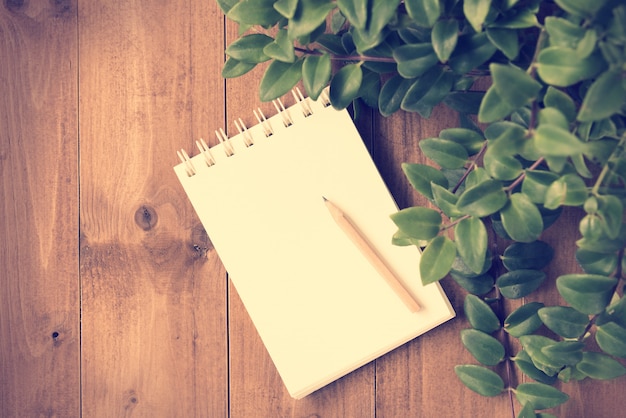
{"left": 174, "top": 93, "right": 454, "bottom": 399}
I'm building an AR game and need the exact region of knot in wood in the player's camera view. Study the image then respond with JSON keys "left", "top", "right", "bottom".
{"left": 134, "top": 205, "right": 158, "bottom": 231}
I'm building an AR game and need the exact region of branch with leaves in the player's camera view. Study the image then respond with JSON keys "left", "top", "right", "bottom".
{"left": 220, "top": 0, "right": 626, "bottom": 416}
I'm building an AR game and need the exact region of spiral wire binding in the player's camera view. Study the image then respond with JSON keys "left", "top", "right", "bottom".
{"left": 234, "top": 118, "right": 254, "bottom": 147}
{"left": 177, "top": 88, "right": 324, "bottom": 177}
{"left": 215, "top": 128, "right": 235, "bottom": 157}
{"left": 195, "top": 137, "right": 215, "bottom": 167}
{"left": 177, "top": 148, "right": 196, "bottom": 177}
{"left": 253, "top": 108, "right": 273, "bottom": 137}
{"left": 273, "top": 97, "right": 293, "bottom": 127}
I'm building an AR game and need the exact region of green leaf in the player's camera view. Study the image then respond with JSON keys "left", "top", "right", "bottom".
{"left": 432, "top": 19, "right": 459, "bottom": 63}
{"left": 514, "top": 383, "right": 569, "bottom": 410}
{"left": 483, "top": 147, "right": 523, "bottom": 181}
{"left": 596, "top": 322, "right": 626, "bottom": 358}
{"left": 577, "top": 351, "right": 626, "bottom": 379}
{"left": 461, "top": 329, "right": 505, "bottom": 366}
{"left": 522, "top": 170, "right": 559, "bottom": 204}
{"left": 390, "top": 206, "right": 442, "bottom": 241}
{"left": 439, "top": 128, "right": 485, "bottom": 156}
{"left": 465, "top": 167, "right": 491, "bottom": 190}
{"left": 337, "top": 0, "right": 367, "bottom": 29}
{"left": 558, "top": 365, "right": 587, "bottom": 383}
{"left": 533, "top": 124, "right": 584, "bottom": 157}
{"left": 302, "top": 54, "right": 331, "bottom": 100}
{"left": 505, "top": 302, "right": 544, "bottom": 337}
{"left": 227, "top": 0, "right": 282, "bottom": 26}
{"left": 464, "top": 294, "right": 501, "bottom": 333}
{"left": 576, "top": 29, "right": 597, "bottom": 58}
{"left": 393, "top": 44, "right": 439, "bottom": 78}
{"left": 544, "top": 86, "right": 577, "bottom": 122}
{"left": 443, "top": 91, "right": 485, "bottom": 115}
{"left": 596, "top": 195, "right": 623, "bottom": 239}
{"left": 456, "top": 217, "right": 488, "bottom": 274}
{"left": 544, "top": 16, "right": 585, "bottom": 48}
{"left": 358, "top": 70, "right": 381, "bottom": 108}
{"left": 273, "top": 0, "right": 298, "bottom": 18}
{"left": 287, "top": 0, "right": 333, "bottom": 40}
{"left": 329, "top": 63, "right": 363, "bottom": 110}
{"left": 519, "top": 335, "right": 562, "bottom": 376}
{"left": 603, "top": 290, "right": 626, "bottom": 329}
{"left": 502, "top": 241, "right": 554, "bottom": 271}
{"left": 486, "top": 28, "right": 520, "bottom": 60}
{"left": 451, "top": 271, "right": 495, "bottom": 295}
{"left": 514, "top": 350, "right": 558, "bottom": 385}
{"left": 419, "top": 137, "right": 469, "bottom": 169}
{"left": 259, "top": 59, "right": 303, "bottom": 102}
{"left": 378, "top": 75, "right": 414, "bottom": 116}
{"left": 490, "top": 8, "right": 540, "bottom": 29}
{"left": 432, "top": 183, "right": 464, "bottom": 218}
{"left": 449, "top": 33, "right": 497, "bottom": 75}
{"left": 464, "top": 0, "right": 492, "bottom": 33}
{"left": 536, "top": 47, "right": 606, "bottom": 87}
{"left": 541, "top": 341, "right": 584, "bottom": 367}
{"left": 391, "top": 228, "right": 423, "bottom": 247}
{"left": 451, "top": 251, "right": 492, "bottom": 277}
{"left": 544, "top": 174, "right": 588, "bottom": 210}
{"left": 221, "top": 57, "right": 257, "bottom": 78}
{"left": 500, "top": 194, "right": 543, "bottom": 243}
{"left": 553, "top": 0, "right": 609, "bottom": 18}
{"left": 517, "top": 402, "right": 536, "bottom": 418}
{"left": 454, "top": 365, "right": 505, "bottom": 397}
{"left": 456, "top": 179, "right": 508, "bottom": 217}
{"left": 217, "top": 0, "right": 239, "bottom": 14}
{"left": 401, "top": 163, "right": 449, "bottom": 200}
{"left": 226, "top": 34, "right": 273, "bottom": 63}
{"left": 575, "top": 248, "right": 619, "bottom": 276}
{"left": 478, "top": 85, "right": 517, "bottom": 123}
{"left": 491, "top": 63, "right": 542, "bottom": 109}
{"left": 497, "top": 270, "right": 546, "bottom": 299}
{"left": 578, "top": 69, "right": 626, "bottom": 123}
{"left": 577, "top": 234, "right": 626, "bottom": 255}
{"left": 401, "top": 67, "right": 455, "bottom": 117}
{"left": 538, "top": 306, "right": 589, "bottom": 338}
{"left": 263, "top": 29, "right": 296, "bottom": 63}
{"left": 420, "top": 236, "right": 456, "bottom": 284}
{"left": 367, "top": 0, "right": 402, "bottom": 37}
{"left": 556, "top": 274, "right": 618, "bottom": 315}
{"left": 405, "top": 0, "right": 441, "bottom": 27}
{"left": 316, "top": 34, "right": 348, "bottom": 55}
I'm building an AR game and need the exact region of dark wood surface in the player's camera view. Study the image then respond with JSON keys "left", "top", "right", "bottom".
{"left": 1, "top": 1, "right": 623, "bottom": 416}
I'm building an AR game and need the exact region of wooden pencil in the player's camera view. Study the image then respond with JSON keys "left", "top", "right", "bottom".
{"left": 323, "top": 197, "right": 421, "bottom": 313}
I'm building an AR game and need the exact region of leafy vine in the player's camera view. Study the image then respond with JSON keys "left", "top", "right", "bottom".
{"left": 219, "top": 0, "right": 626, "bottom": 416}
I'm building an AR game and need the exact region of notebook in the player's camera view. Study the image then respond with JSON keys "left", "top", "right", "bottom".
{"left": 174, "top": 90, "right": 455, "bottom": 399}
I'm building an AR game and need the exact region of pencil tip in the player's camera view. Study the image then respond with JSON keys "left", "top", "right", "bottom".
{"left": 322, "top": 196, "right": 328, "bottom": 201}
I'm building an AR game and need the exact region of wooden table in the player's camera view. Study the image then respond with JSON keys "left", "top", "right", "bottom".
{"left": 1, "top": 1, "right": 623, "bottom": 416}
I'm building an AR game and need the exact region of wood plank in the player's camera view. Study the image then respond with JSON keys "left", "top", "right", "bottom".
{"left": 0, "top": 1, "right": 80, "bottom": 416}
{"left": 223, "top": 22, "right": 376, "bottom": 416}
{"left": 78, "top": 1, "right": 228, "bottom": 416}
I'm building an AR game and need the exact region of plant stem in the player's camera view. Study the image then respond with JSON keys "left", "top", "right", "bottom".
{"left": 505, "top": 157, "right": 545, "bottom": 194}
{"left": 452, "top": 142, "right": 489, "bottom": 193}
{"left": 591, "top": 131, "right": 626, "bottom": 196}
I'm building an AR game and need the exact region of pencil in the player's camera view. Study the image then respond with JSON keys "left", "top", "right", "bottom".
{"left": 323, "top": 197, "right": 421, "bottom": 313}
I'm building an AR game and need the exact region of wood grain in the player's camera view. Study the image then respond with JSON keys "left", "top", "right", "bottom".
{"left": 78, "top": 1, "right": 227, "bottom": 416}
{"left": 0, "top": 1, "right": 80, "bottom": 416}
{"left": 1, "top": 1, "right": 624, "bottom": 417}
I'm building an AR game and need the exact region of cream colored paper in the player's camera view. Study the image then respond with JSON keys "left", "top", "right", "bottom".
{"left": 174, "top": 95, "right": 455, "bottom": 399}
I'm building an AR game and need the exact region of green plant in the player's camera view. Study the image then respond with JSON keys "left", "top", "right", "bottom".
{"left": 219, "top": 0, "right": 626, "bottom": 416}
